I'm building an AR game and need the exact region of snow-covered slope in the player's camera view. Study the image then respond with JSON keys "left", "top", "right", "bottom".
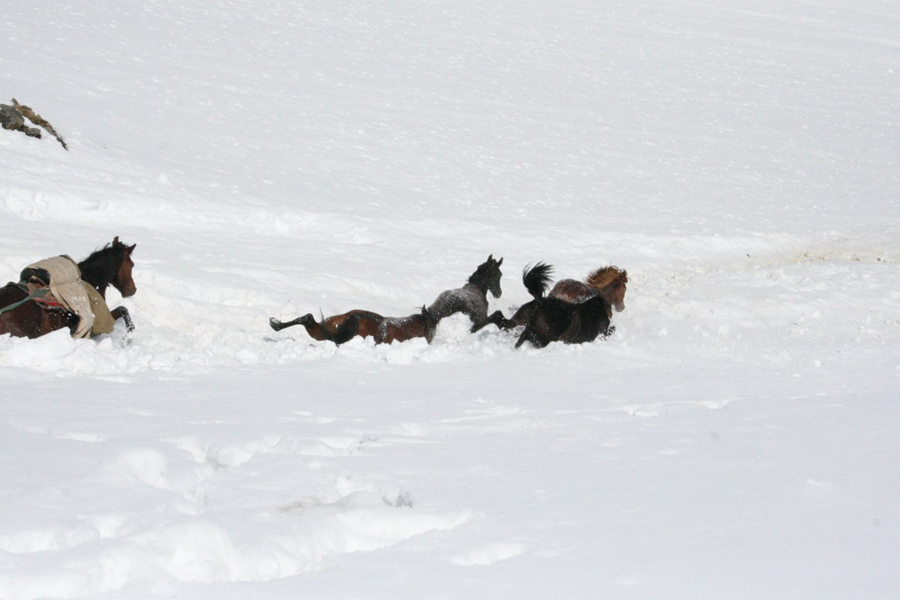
{"left": 1, "top": 1, "right": 898, "bottom": 598}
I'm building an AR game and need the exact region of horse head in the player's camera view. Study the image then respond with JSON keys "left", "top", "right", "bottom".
{"left": 587, "top": 266, "right": 628, "bottom": 312}
{"left": 608, "top": 271, "right": 627, "bottom": 312}
{"left": 477, "top": 254, "right": 503, "bottom": 298}
{"left": 111, "top": 236, "right": 137, "bottom": 298}
{"left": 421, "top": 305, "right": 440, "bottom": 343}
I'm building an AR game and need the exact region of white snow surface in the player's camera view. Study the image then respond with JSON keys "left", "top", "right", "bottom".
{"left": 1, "top": 0, "right": 899, "bottom": 598}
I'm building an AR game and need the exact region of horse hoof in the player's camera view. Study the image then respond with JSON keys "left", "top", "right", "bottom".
{"left": 269, "top": 318, "right": 283, "bottom": 331}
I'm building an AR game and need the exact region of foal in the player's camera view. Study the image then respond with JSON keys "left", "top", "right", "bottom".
{"left": 427, "top": 255, "right": 503, "bottom": 331}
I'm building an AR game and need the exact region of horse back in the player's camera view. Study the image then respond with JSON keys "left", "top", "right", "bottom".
{"left": 331, "top": 310, "right": 383, "bottom": 344}
{"left": 378, "top": 314, "right": 423, "bottom": 344}
{"left": 428, "top": 285, "right": 487, "bottom": 323}
{"left": 549, "top": 279, "right": 594, "bottom": 303}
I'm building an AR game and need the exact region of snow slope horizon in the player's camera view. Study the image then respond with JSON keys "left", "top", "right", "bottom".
{"left": 2, "top": 0, "right": 899, "bottom": 598}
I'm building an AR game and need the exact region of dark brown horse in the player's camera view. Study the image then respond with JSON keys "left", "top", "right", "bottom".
{"left": 270, "top": 306, "right": 439, "bottom": 346}
{"left": 473, "top": 264, "right": 627, "bottom": 333}
{"left": 427, "top": 255, "right": 503, "bottom": 332}
{"left": 515, "top": 293, "right": 613, "bottom": 349}
{"left": 0, "top": 237, "right": 137, "bottom": 339}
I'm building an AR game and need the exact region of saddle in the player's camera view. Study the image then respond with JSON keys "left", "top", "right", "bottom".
{"left": 20, "top": 256, "right": 115, "bottom": 338}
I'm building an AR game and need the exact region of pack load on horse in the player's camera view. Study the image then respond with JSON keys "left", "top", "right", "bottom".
{"left": 0, "top": 237, "right": 137, "bottom": 339}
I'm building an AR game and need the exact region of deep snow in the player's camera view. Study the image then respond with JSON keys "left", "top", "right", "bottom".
{"left": 1, "top": 0, "right": 899, "bottom": 598}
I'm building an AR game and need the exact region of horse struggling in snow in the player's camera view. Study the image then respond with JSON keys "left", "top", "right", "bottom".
{"left": 0, "top": 237, "right": 137, "bottom": 339}
{"left": 269, "top": 306, "right": 439, "bottom": 346}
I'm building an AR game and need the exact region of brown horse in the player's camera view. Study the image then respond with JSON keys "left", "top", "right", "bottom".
{"left": 0, "top": 237, "right": 137, "bottom": 339}
{"left": 472, "top": 263, "right": 627, "bottom": 334}
{"left": 549, "top": 266, "right": 627, "bottom": 312}
{"left": 269, "top": 306, "right": 439, "bottom": 346}
{"left": 269, "top": 310, "right": 380, "bottom": 341}
{"left": 427, "top": 255, "right": 504, "bottom": 332}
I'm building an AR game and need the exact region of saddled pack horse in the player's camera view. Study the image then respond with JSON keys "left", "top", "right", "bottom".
{"left": 427, "top": 255, "right": 503, "bottom": 332}
{"left": 0, "top": 237, "right": 137, "bottom": 339}
{"left": 473, "top": 264, "right": 627, "bottom": 334}
{"left": 269, "top": 306, "right": 438, "bottom": 346}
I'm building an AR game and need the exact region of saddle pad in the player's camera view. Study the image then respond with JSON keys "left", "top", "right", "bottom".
{"left": 26, "top": 256, "right": 94, "bottom": 338}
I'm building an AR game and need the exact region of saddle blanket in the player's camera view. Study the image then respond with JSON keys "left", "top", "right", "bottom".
{"left": 23, "top": 255, "right": 114, "bottom": 338}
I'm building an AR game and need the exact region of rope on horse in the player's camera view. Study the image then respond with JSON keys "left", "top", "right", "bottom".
{"left": 0, "top": 287, "right": 50, "bottom": 315}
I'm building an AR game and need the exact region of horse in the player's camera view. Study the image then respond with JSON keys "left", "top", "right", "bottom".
{"left": 549, "top": 266, "right": 628, "bottom": 312}
{"left": 0, "top": 237, "right": 137, "bottom": 339}
{"left": 427, "top": 254, "right": 503, "bottom": 332}
{"left": 515, "top": 293, "right": 613, "bottom": 349}
{"left": 269, "top": 306, "right": 438, "bottom": 346}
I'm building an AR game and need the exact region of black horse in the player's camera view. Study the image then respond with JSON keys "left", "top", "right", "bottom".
{"left": 515, "top": 292, "right": 613, "bottom": 349}
{"left": 427, "top": 255, "right": 503, "bottom": 331}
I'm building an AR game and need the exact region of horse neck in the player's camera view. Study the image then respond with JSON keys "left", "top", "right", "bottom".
{"left": 463, "top": 280, "right": 489, "bottom": 298}
{"left": 78, "top": 254, "right": 118, "bottom": 298}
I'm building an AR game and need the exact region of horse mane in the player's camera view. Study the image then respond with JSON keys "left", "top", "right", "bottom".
{"left": 78, "top": 242, "right": 125, "bottom": 287}
{"left": 585, "top": 266, "right": 627, "bottom": 290}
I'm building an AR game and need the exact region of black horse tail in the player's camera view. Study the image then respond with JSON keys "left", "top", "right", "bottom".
{"left": 522, "top": 262, "right": 553, "bottom": 301}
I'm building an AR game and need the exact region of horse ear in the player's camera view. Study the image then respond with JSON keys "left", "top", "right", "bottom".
{"left": 113, "top": 236, "right": 120, "bottom": 245}
{"left": 488, "top": 254, "right": 493, "bottom": 262}
{"left": 497, "top": 257, "right": 503, "bottom": 266}
{"left": 128, "top": 243, "right": 137, "bottom": 252}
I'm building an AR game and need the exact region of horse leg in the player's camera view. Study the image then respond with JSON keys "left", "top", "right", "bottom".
{"left": 269, "top": 315, "right": 311, "bottom": 332}
{"left": 269, "top": 317, "right": 294, "bottom": 331}
{"left": 515, "top": 325, "right": 547, "bottom": 349}
{"left": 111, "top": 306, "right": 135, "bottom": 332}
{"left": 471, "top": 310, "right": 511, "bottom": 333}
